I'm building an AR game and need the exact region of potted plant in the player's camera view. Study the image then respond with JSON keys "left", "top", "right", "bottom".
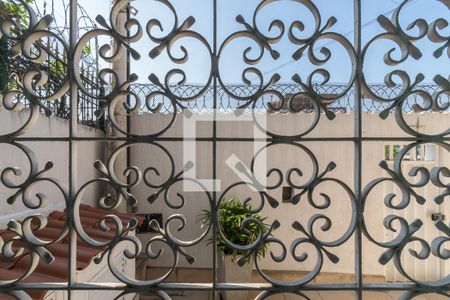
{"left": 198, "top": 198, "right": 270, "bottom": 300}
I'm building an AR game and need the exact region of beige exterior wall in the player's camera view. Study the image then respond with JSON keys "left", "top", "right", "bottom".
{"left": 130, "top": 111, "right": 449, "bottom": 280}
{"left": 0, "top": 110, "right": 105, "bottom": 225}
{"left": 1, "top": 109, "right": 447, "bottom": 280}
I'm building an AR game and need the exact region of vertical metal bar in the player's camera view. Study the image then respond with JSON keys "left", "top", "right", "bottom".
{"left": 212, "top": 0, "right": 218, "bottom": 299}
{"left": 110, "top": 0, "right": 128, "bottom": 213}
{"left": 0, "top": 35, "right": 8, "bottom": 91}
{"left": 353, "top": 0, "right": 363, "bottom": 298}
{"left": 68, "top": 0, "right": 78, "bottom": 298}
{"left": 126, "top": 5, "right": 132, "bottom": 213}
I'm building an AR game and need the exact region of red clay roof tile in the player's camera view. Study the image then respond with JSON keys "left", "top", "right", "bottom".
{"left": 0, "top": 205, "right": 144, "bottom": 300}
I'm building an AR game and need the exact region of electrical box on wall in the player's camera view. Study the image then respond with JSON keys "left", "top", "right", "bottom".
{"left": 137, "top": 213, "right": 163, "bottom": 233}
{"left": 431, "top": 213, "right": 445, "bottom": 222}
{"left": 282, "top": 186, "right": 293, "bottom": 202}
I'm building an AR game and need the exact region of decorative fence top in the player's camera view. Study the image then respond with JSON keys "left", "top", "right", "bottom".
{"left": 130, "top": 82, "right": 449, "bottom": 114}
{"left": 1, "top": 0, "right": 103, "bottom": 129}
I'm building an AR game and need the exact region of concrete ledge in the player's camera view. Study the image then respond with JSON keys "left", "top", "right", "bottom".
{"left": 146, "top": 267, "right": 385, "bottom": 284}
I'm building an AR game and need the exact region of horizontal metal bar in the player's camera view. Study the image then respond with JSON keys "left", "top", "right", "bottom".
{"left": 4, "top": 136, "right": 450, "bottom": 142}
{"left": 1, "top": 282, "right": 448, "bottom": 292}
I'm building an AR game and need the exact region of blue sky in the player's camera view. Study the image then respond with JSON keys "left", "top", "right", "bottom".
{"left": 36, "top": 0, "right": 449, "bottom": 85}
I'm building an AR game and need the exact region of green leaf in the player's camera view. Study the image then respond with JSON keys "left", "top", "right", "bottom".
{"left": 197, "top": 197, "right": 270, "bottom": 263}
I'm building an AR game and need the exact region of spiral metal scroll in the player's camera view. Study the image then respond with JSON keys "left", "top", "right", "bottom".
{"left": 359, "top": 0, "right": 450, "bottom": 292}
{"left": 72, "top": 143, "right": 143, "bottom": 277}
{"left": 135, "top": 158, "right": 213, "bottom": 286}
{"left": 217, "top": 0, "right": 284, "bottom": 110}
{"left": 362, "top": 0, "right": 449, "bottom": 138}
{"left": 0, "top": 143, "right": 68, "bottom": 285}
{"left": 362, "top": 141, "right": 450, "bottom": 291}
{"left": 71, "top": 141, "right": 214, "bottom": 286}
{"left": 0, "top": 0, "right": 69, "bottom": 138}
{"left": 255, "top": 291, "right": 313, "bottom": 300}
{"left": 213, "top": 142, "right": 356, "bottom": 287}
{"left": 216, "top": 0, "right": 357, "bottom": 138}
{"left": 0, "top": 0, "right": 71, "bottom": 276}
{"left": 74, "top": 0, "right": 142, "bottom": 131}
{"left": 143, "top": 0, "right": 214, "bottom": 137}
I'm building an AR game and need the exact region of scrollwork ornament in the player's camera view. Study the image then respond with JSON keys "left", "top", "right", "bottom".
{"left": 217, "top": 181, "right": 281, "bottom": 265}
{"left": 0, "top": 216, "right": 56, "bottom": 286}
{"left": 74, "top": 141, "right": 213, "bottom": 285}
{"left": 2, "top": 143, "right": 68, "bottom": 209}
{"left": 0, "top": 142, "right": 69, "bottom": 285}
{"left": 0, "top": 0, "right": 36, "bottom": 41}
{"left": 0, "top": 0, "right": 69, "bottom": 137}
{"left": 109, "top": 176, "right": 212, "bottom": 286}
{"left": 74, "top": 0, "right": 142, "bottom": 101}
{"left": 263, "top": 171, "right": 355, "bottom": 287}
{"left": 72, "top": 155, "right": 141, "bottom": 251}
{"left": 145, "top": 0, "right": 213, "bottom": 119}
{"left": 217, "top": 0, "right": 284, "bottom": 110}
{"left": 363, "top": 141, "right": 450, "bottom": 288}
{"left": 0, "top": 142, "right": 69, "bottom": 241}
{"left": 72, "top": 170, "right": 140, "bottom": 285}
{"left": 363, "top": 211, "right": 449, "bottom": 289}
{"left": 288, "top": 0, "right": 356, "bottom": 122}
{"left": 105, "top": 74, "right": 153, "bottom": 136}
{"left": 217, "top": 0, "right": 356, "bottom": 137}
{"left": 143, "top": 143, "right": 181, "bottom": 206}
{"left": 432, "top": 221, "right": 450, "bottom": 260}
{"left": 215, "top": 156, "right": 283, "bottom": 270}
{"left": 430, "top": 165, "right": 450, "bottom": 205}
{"left": 254, "top": 291, "right": 312, "bottom": 300}
{"left": 361, "top": 0, "right": 426, "bottom": 89}
{"left": 389, "top": 225, "right": 450, "bottom": 289}
{"left": 362, "top": 174, "right": 424, "bottom": 251}
{"left": 427, "top": 0, "right": 450, "bottom": 59}
{"left": 361, "top": 0, "right": 449, "bottom": 138}
{"left": 71, "top": 144, "right": 148, "bottom": 274}
{"left": 391, "top": 75, "right": 450, "bottom": 138}
{"left": 430, "top": 75, "right": 450, "bottom": 114}
{"left": 220, "top": 142, "right": 355, "bottom": 287}
{"left": 249, "top": 142, "right": 321, "bottom": 199}
{"left": 9, "top": 23, "right": 69, "bottom": 103}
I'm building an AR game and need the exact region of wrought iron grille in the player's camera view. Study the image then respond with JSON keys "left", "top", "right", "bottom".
{"left": 1, "top": 0, "right": 105, "bottom": 129}
{"left": 0, "top": 0, "right": 449, "bottom": 299}
{"left": 8, "top": 44, "right": 106, "bottom": 128}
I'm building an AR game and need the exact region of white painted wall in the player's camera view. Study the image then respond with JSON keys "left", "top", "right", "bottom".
{"left": 0, "top": 110, "right": 106, "bottom": 226}
{"left": 130, "top": 111, "right": 449, "bottom": 280}
{"left": 2, "top": 108, "right": 446, "bottom": 280}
